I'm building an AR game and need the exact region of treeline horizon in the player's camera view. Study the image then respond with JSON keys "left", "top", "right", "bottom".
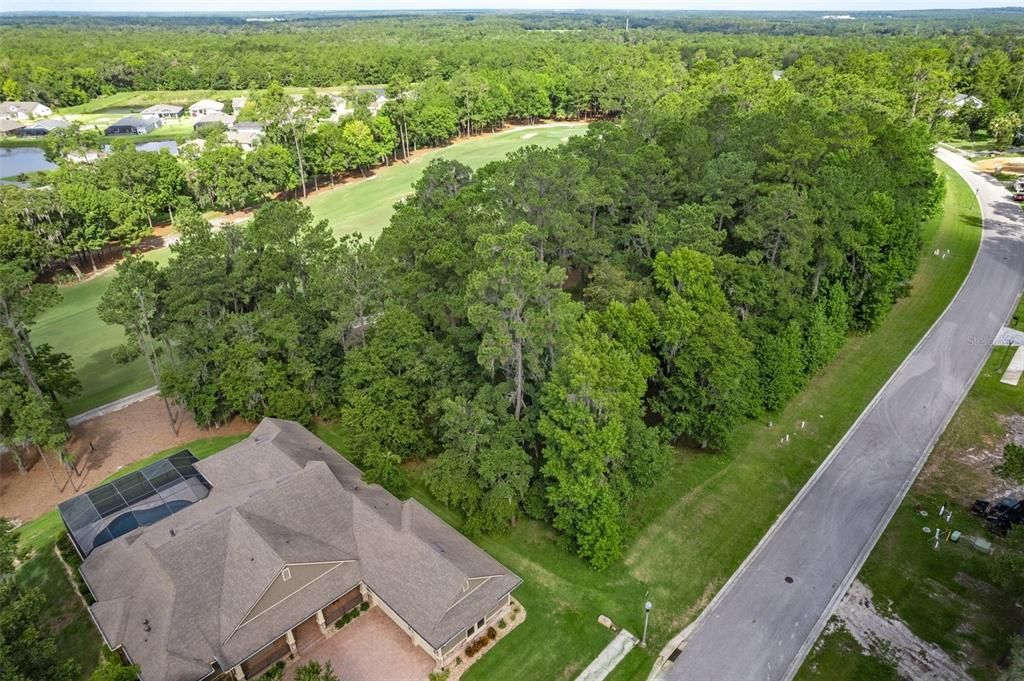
{"left": 2, "top": 12, "right": 1024, "bottom": 107}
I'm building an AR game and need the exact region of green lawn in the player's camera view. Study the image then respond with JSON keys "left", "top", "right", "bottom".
{"left": 797, "top": 340, "right": 1024, "bottom": 681}
{"left": 32, "top": 123, "right": 585, "bottom": 415}
{"left": 306, "top": 123, "right": 587, "bottom": 240}
{"left": 13, "top": 433, "right": 249, "bottom": 680}
{"left": 33, "top": 248, "right": 173, "bottom": 415}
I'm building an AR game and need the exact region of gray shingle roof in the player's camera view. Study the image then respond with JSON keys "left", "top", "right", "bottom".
{"left": 80, "top": 419, "right": 520, "bottom": 681}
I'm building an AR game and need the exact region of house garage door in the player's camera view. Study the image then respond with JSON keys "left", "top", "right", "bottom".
{"left": 322, "top": 587, "right": 362, "bottom": 626}
{"left": 240, "top": 635, "right": 290, "bottom": 679}
{"left": 293, "top": 615, "right": 323, "bottom": 653}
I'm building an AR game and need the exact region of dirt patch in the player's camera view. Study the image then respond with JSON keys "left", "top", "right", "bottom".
{"left": 833, "top": 580, "right": 972, "bottom": 681}
{"left": 918, "top": 414, "right": 1024, "bottom": 503}
{"left": 0, "top": 395, "right": 254, "bottom": 523}
{"left": 974, "top": 157, "right": 1024, "bottom": 175}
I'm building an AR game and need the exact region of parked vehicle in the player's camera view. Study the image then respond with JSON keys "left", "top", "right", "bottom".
{"left": 972, "top": 497, "right": 1023, "bottom": 536}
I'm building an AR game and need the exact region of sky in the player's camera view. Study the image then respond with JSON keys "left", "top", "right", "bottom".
{"left": 3, "top": 1, "right": 1023, "bottom": 12}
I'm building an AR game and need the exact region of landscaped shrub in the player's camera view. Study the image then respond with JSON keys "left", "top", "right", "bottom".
{"left": 429, "top": 671, "right": 450, "bottom": 681}
{"left": 497, "top": 618, "right": 507, "bottom": 629}
{"left": 261, "top": 661, "right": 285, "bottom": 680}
{"left": 464, "top": 635, "right": 489, "bottom": 657}
{"left": 89, "top": 649, "right": 139, "bottom": 681}
{"left": 997, "top": 442, "right": 1024, "bottom": 483}
{"left": 334, "top": 603, "right": 368, "bottom": 629}
{"left": 486, "top": 626, "right": 497, "bottom": 640}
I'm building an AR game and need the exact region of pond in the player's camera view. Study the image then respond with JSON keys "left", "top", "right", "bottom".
{"left": 0, "top": 140, "right": 180, "bottom": 185}
{"left": 0, "top": 146, "right": 57, "bottom": 181}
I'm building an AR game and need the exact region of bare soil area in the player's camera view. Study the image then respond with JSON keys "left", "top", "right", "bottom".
{"left": 918, "top": 413, "right": 1024, "bottom": 503}
{"left": 0, "top": 395, "right": 253, "bottom": 523}
{"left": 832, "top": 580, "right": 972, "bottom": 681}
{"left": 974, "top": 156, "right": 1024, "bottom": 175}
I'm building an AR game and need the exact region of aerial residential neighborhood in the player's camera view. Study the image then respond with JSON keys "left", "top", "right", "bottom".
{"left": 0, "top": 7, "right": 1022, "bottom": 681}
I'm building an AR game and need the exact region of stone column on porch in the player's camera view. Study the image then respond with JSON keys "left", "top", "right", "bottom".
{"left": 285, "top": 629, "right": 298, "bottom": 656}
{"left": 231, "top": 665, "right": 246, "bottom": 681}
{"left": 316, "top": 609, "right": 328, "bottom": 635}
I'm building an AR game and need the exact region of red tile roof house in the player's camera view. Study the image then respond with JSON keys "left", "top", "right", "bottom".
{"left": 60, "top": 419, "right": 521, "bottom": 681}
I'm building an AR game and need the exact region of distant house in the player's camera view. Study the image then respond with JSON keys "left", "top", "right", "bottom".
{"left": 61, "top": 419, "right": 521, "bottom": 681}
{"left": 227, "top": 121, "right": 265, "bottom": 151}
{"left": 105, "top": 116, "right": 162, "bottom": 136}
{"left": 188, "top": 99, "right": 225, "bottom": 117}
{"left": 19, "top": 119, "right": 70, "bottom": 136}
{"left": 0, "top": 119, "right": 25, "bottom": 137}
{"left": 140, "top": 104, "right": 184, "bottom": 120}
{"left": 368, "top": 94, "right": 388, "bottom": 116}
{"left": 231, "top": 96, "right": 247, "bottom": 113}
{"left": 951, "top": 93, "right": 984, "bottom": 110}
{"left": 67, "top": 150, "right": 108, "bottom": 164}
{"left": 0, "top": 101, "right": 53, "bottom": 120}
{"left": 943, "top": 93, "right": 985, "bottom": 118}
{"left": 193, "top": 113, "right": 236, "bottom": 130}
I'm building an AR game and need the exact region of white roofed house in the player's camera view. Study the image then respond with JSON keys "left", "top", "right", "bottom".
{"left": 140, "top": 104, "right": 184, "bottom": 120}
{"left": 943, "top": 93, "right": 985, "bottom": 117}
{"left": 368, "top": 94, "right": 388, "bottom": 116}
{"left": 188, "top": 99, "right": 226, "bottom": 117}
{"left": 227, "top": 121, "right": 265, "bottom": 151}
{"left": 0, "top": 101, "right": 53, "bottom": 120}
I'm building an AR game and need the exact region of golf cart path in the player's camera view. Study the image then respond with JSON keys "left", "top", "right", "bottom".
{"left": 654, "top": 149, "right": 1024, "bottom": 681}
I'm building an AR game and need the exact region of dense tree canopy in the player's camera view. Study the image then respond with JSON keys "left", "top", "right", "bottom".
{"left": 86, "top": 49, "right": 945, "bottom": 567}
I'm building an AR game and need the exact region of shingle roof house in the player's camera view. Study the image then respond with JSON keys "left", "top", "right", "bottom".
{"left": 0, "top": 101, "right": 52, "bottom": 120}
{"left": 19, "top": 119, "right": 69, "bottom": 136}
{"left": 105, "top": 116, "right": 162, "bottom": 136}
{"left": 189, "top": 99, "right": 225, "bottom": 117}
{"left": 140, "top": 104, "right": 184, "bottom": 119}
{"left": 70, "top": 419, "right": 520, "bottom": 681}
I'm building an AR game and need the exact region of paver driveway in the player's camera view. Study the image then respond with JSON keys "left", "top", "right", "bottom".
{"left": 285, "top": 607, "right": 434, "bottom": 681}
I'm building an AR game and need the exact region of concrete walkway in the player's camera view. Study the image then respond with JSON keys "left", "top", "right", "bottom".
{"left": 1001, "top": 346, "right": 1024, "bottom": 386}
{"left": 654, "top": 149, "right": 1024, "bottom": 681}
{"left": 576, "top": 629, "right": 639, "bottom": 681}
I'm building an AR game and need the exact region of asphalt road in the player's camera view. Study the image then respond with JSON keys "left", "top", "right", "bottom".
{"left": 658, "top": 149, "right": 1024, "bottom": 681}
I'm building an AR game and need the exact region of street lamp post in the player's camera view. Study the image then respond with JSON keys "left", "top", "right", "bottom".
{"left": 642, "top": 601, "right": 652, "bottom": 648}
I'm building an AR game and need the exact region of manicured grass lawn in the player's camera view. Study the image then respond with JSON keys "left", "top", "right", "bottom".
{"left": 13, "top": 433, "right": 249, "bottom": 680}
{"left": 32, "top": 248, "right": 173, "bottom": 415}
{"left": 31, "top": 124, "right": 584, "bottom": 416}
{"left": 306, "top": 160, "right": 984, "bottom": 681}
{"left": 797, "top": 342, "right": 1024, "bottom": 681}
{"left": 305, "top": 123, "right": 587, "bottom": 240}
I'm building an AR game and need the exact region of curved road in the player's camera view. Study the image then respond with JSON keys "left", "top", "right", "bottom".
{"left": 656, "top": 149, "right": 1024, "bottom": 681}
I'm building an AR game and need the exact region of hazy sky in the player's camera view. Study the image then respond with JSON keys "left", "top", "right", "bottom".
{"left": 3, "top": 1, "right": 1023, "bottom": 13}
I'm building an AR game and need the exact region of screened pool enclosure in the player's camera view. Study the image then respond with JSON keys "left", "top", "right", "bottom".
{"left": 58, "top": 450, "right": 211, "bottom": 557}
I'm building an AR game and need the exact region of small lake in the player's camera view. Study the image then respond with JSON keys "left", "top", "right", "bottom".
{"left": 0, "top": 147, "right": 57, "bottom": 181}
{"left": 0, "top": 140, "right": 180, "bottom": 185}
